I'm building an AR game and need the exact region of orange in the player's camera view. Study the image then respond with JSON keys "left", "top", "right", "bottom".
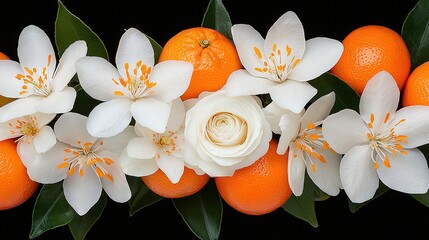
{"left": 330, "top": 25, "right": 411, "bottom": 95}
{"left": 214, "top": 140, "right": 292, "bottom": 215}
{"left": 0, "top": 139, "right": 39, "bottom": 210}
{"left": 0, "top": 51, "right": 9, "bottom": 60}
{"left": 402, "top": 61, "right": 429, "bottom": 106}
{"left": 0, "top": 52, "right": 15, "bottom": 106}
{"left": 142, "top": 166, "right": 210, "bottom": 198}
{"left": 158, "top": 27, "right": 242, "bottom": 100}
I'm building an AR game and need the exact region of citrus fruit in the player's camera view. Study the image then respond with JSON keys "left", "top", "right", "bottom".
{"left": 158, "top": 27, "right": 243, "bottom": 100}
{"left": 0, "top": 139, "right": 39, "bottom": 210}
{"left": 214, "top": 139, "right": 292, "bottom": 215}
{"left": 402, "top": 61, "right": 429, "bottom": 106}
{"left": 0, "top": 52, "right": 15, "bottom": 106}
{"left": 330, "top": 25, "right": 411, "bottom": 95}
{"left": 142, "top": 166, "right": 210, "bottom": 198}
{"left": 0, "top": 51, "right": 9, "bottom": 60}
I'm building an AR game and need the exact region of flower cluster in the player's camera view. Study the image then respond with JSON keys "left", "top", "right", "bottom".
{"left": 2, "top": 0, "right": 429, "bottom": 238}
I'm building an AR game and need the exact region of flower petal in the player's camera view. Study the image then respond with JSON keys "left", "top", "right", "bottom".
{"left": 127, "top": 137, "right": 157, "bottom": 159}
{"left": 288, "top": 142, "right": 306, "bottom": 196}
{"left": 0, "top": 97, "right": 41, "bottom": 123}
{"left": 391, "top": 106, "right": 429, "bottom": 148}
{"left": 130, "top": 97, "right": 170, "bottom": 133}
{"left": 52, "top": 40, "right": 87, "bottom": 91}
{"left": 322, "top": 109, "right": 368, "bottom": 154}
{"left": 116, "top": 28, "right": 154, "bottom": 78}
{"left": 198, "top": 161, "right": 235, "bottom": 177}
{"left": 0, "top": 117, "right": 24, "bottom": 140}
{"left": 150, "top": 60, "right": 193, "bottom": 103}
{"left": 63, "top": 165, "right": 102, "bottom": 216}
{"left": 231, "top": 24, "right": 270, "bottom": 78}
{"left": 224, "top": 69, "right": 277, "bottom": 96}
{"left": 166, "top": 98, "right": 185, "bottom": 133}
{"left": 18, "top": 142, "right": 69, "bottom": 183}
{"left": 101, "top": 125, "right": 136, "bottom": 156}
{"left": 33, "top": 125, "right": 56, "bottom": 153}
{"left": 54, "top": 112, "right": 97, "bottom": 147}
{"left": 263, "top": 101, "right": 291, "bottom": 134}
{"left": 269, "top": 80, "right": 317, "bottom": 113}
{"left": 33, "top": 112, "right": 56, "bottom": 126}
{"left": 18, "top": 25, "right": 56, "bottom": 81}
{"left": 119, "top": 150, "right": 159, "bottom": 177}
{"left": 76, "top": 56, "right": 123, "bottom": 101}
{"left": 289, "top": 38, "right": 343, "bottom": 81}
{"left": 156, "top": 152, "right": 184, "bottom": 184}
{"left": 377, "top": 149, "right": 429, "bottom": 194}
{"left": 340, "top": 145, "right": 379, "bottom": 203}
{"left": 265, "top": 11, "right": 305, "bottom": 72}
{"left": 359, "top": 71, "right": 399, "bottom": 130}
{"left": 307, "top": 147, "right": 342, "bottom": 196}
{"left": 300, "top": 92, "right": 335, "bottom": 131}
{"left": 97, "top": 150, "right": 131, "bottom": 203}
{"left": 37, "top": 87, "right": 76, "bottom": 114}
{"left": 87, "top": 98, "right": 133, "bottom": 138}
{"left": 0, "top": 60, "right": 28, "bottom": 98}
{"left": 278, "top": 111, "right": 301, "bottom": 155}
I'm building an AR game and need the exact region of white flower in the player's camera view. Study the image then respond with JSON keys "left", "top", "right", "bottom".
{"left": 322, "top": 71, "right": 429, "bottom": 203}
{"left": 264, "top": 92, "right": 342, "bottom": 196}
{"left": 0, "top": 112, "right": 56, "bottom": 155}
{"left": 120, "top": 98, "right": 189, "bottom": 183}
{"left": 19, "top": 112, "right": 134, "bottom": 216}
{"left": 224, "top": 11, "right": 343, "bottom": 113}
{"left": 76, "top": 27, "right": 193, "bottom": 138}
{"left": 184, "top": 91, "right": 272, "bottom": 177}
{"left": 0, "top": 25, "right": 87, "bottom": 122}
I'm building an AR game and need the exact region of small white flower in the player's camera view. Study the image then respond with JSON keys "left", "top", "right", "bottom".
{"left": 0, "top": 25, "right": 87, "bottom": 122}
{"left": 184, "top": 91, "right": 272, "bottom": 177}
{"left": 76, "top": 27, "right": 193, "bottom": 138}
{"left": 19, "top": 112, "right": 134, "bottom": 216}
{"left": 120, "top": 98, "right": 190, "bottom": 184}
{"left": 322, "top": 71, "right": 429, "bottom": 203}
{"left": 224, "top": 11, "right": 343, "bottom": 113}
{"left": 264, "top": 92, "right": 342, "bottom": 196}
{"left": 0, "top": 112, "right": 56, "bottom": 155}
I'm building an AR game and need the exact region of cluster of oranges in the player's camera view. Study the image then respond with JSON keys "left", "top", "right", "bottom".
{"left": 1, "top": 22, "right": 428, "bottom": 216}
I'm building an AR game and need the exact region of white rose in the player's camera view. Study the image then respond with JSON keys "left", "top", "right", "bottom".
{"left": 184, "top": 91, "right": 272, "bottom": 177}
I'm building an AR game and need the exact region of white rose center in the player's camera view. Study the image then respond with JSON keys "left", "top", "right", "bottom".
{"left": 205, "top": 112, "right": 248, "bottom": 146}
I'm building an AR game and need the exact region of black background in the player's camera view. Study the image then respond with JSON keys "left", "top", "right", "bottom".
{"left": 0, "top": 0, "right": 428, "bottom": 239}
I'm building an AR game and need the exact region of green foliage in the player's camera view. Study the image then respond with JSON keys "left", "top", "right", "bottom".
{"left": 173, "top": 180, "right": 223, "bottom": 240}
{"left": 127, "top": 176, "right": 163, "bottom": 216}
{"left": 348, "top": 182, "right": 389, "bottom": 213}
{"left": 201, "top": 0, "right": 233, "bottom": 40}
{"left": 29, "top": 182, "right": 76, "bottom": 239}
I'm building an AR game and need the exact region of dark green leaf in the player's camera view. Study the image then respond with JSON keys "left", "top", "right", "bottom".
{"left": 401, "top": 0, "right": 429, "bottom": 70}
{"left": 173, "top": 180, "right": 222, "bottom": 240}
{"left": 309, "top": 72, "right": 360, "bottom": 113}
{"left": 68, "top": 192, "right": 107, "bottom": 240}
{"left": 29, "top": 182, "right": 76, "bottom": 239}
{"left": 71, "top": 86, "right": 101, "bottom": 117}
{"left": 127, "top": 176, "right": 163, "bottom": 216}
{"left": 201, "top": 0, "right": 233, "bottom": 41}
{"left": 412, "top": 191, "right": 429, "bottom": 208}
{"left": 348, "top": 181, "right": 389, "bottom": 213}
{"left": 146, "top": 34, "right": 162, "bottom": 63}
{"left": 55, "top": 0, "right": 108, "bottom": 60}
{"left": 313, "top": 185, "right": 331, "bottom": 202}
{"left": 282, "top": 176, "right": 318, "bottom": 227}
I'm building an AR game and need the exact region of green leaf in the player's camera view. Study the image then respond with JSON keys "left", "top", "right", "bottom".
{"left": 55, "top": 0, "right": 108, "bottom": 60}
{"left": 173, "top": 180, "right": 222, "bottom": 240}
{"left": 282, "top": 176, "right": 318, "bottom": 227}
{"left": 309, "top": 72, "right": 360, "bottom": 113}
{"left": 411, "top": 191, "right": 429, "bottom": 208}
{"left": 201, "top": 0, "right": 233, "bottom": 40}
{"left": 146, "top": 34, "right": 162, "bottom": 63}
{"left": 68, "top": 192, "right": 107, "bottom": 240}
{"left": 348, "top": 181, "right": 389, "bottom": 213}
{"left": 29, "top": 182, "right": 76, "bottom": 239}
{"left": 127, "top": 176, "right": 163, "bottom": 216}
{"left": 401, "top": 0, "right": 429, "bottom": 70}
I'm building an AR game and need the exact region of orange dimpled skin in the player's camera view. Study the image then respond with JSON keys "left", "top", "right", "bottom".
{"left": 0, "top": 52, "right": 10, "bottom": 60}
{"left": 142, "top": 166, "right": 210, "bottom": 199}
{"left": 158, "top": 27, "right": 243, "bottom": 100}
{"left": 214, "top": 140, "right": 292, "bottom": 216}
{"left": 0, "top": 139, "right": 39, "bottom": 211}
{"left": 330, "top": 25, "right": 411, "bottom": 95}
{"left": 402, "top": 61, "right": 429, "bottom": 107}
